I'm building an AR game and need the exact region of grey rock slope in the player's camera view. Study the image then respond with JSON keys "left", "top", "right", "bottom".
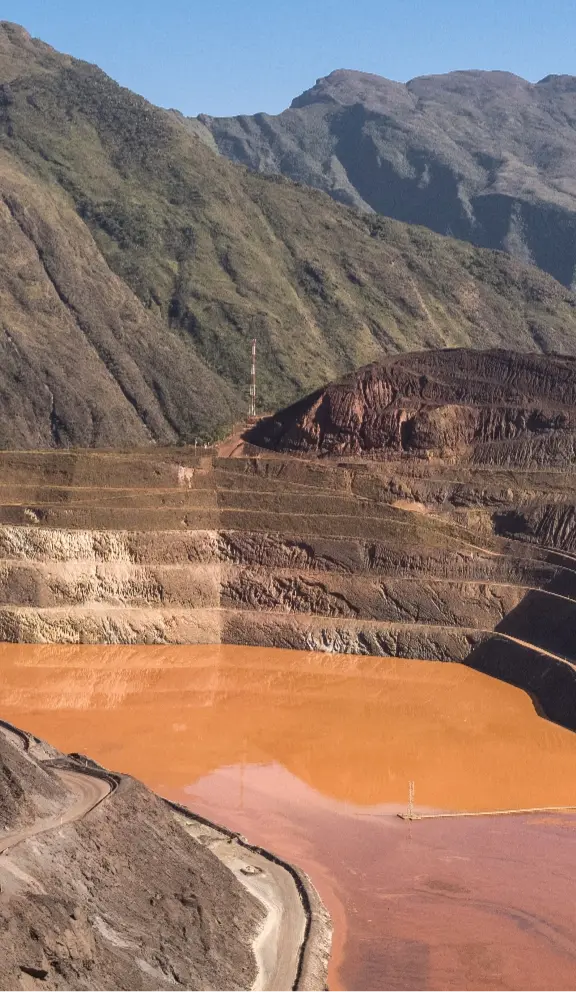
{"left": 199, "top": 69, "right": 576, "bottom": 287}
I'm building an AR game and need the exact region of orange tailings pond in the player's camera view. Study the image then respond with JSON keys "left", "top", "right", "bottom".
{"left": 2, "top": 643, "right": 576, "bottom": 991}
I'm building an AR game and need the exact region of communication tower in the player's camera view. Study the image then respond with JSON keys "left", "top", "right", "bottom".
{"left": 248, "top": 338, "right": 257, "bottom": 419}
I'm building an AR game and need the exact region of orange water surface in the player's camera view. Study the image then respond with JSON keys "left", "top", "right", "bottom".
{"left": 1, "top": 643, "right": 576, "bottom": 990}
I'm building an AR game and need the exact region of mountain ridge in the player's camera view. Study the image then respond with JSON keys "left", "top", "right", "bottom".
{"left": 201, "top": 67, "right": 576, "bottom": 287}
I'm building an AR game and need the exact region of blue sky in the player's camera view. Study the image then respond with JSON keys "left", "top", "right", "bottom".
{"left": 3, "top": 0, "right": 575, "bottom": 117}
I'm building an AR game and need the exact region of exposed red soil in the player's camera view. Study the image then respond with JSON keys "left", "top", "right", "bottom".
{"left": 249, "top": 349, "right": 576, "bottom": 462}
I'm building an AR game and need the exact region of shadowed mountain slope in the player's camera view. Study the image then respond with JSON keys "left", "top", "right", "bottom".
{"left": 1, "top": 25, "right": 576, "bottom": 446}
{"left": 200, "top": 68, "right": 576, "bottom": 287}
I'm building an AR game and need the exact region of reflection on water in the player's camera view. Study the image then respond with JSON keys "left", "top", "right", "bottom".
{"left": 1, "top": 643, "right": 576, "bottom": 990}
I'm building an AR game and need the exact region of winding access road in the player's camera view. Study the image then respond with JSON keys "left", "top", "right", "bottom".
{"left": 0, "top": 724, "right": 113, "bottom": 857}
{"left": 0, "top": 768, "right": 111, "bottom": 856}
{"left": 177, "top": 814, "right": 309, "bottom": 992}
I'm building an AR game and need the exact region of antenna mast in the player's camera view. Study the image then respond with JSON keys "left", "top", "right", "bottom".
{"left": 248, "top": 338, "right": 257, "bottom": 418}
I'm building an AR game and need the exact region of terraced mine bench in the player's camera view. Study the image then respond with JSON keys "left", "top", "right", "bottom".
{"left": 0, "top": 440, "right": 574, "bottom": 730}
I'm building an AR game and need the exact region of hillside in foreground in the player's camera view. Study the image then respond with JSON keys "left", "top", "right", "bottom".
{"left": 0, "top": 723, "right": 262, "bottom": 990}
{"left": 0, "top": 24, "right": 576, "bottom": 445}
{"left": 0, "top": 716, "right": 329, "bottom": 991}
{"left": 201, "top": 68, "right": 576, "bottom": 287}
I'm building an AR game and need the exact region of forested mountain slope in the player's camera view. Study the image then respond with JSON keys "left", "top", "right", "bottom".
{"left": 0, "top": 23, "right": 576, "bottom": 446}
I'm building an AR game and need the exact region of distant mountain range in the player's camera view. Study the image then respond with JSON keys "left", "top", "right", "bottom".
{"left": 198, "top": 69, "right": 576, "bottom": 287}
{"left": 1, "top": 23, "right": 576, "bottom": 446}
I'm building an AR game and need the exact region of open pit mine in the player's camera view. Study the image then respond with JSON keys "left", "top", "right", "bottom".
{"left": 2, "top": 347, "right": 576, "bottom": 991}
{"left": 0, "top": 349, "right": 574, "bottom": 732}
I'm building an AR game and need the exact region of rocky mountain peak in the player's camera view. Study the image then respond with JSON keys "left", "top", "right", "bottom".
{"left": 537, "top": 73, "right": 576, "bottom": 91}
{"left": 204, "top": 65, "right": 576, "bottom": 287}
{"left": 289, "top": 68, "right": 534, "bottom": 113}
{"left": 0, "top": 22, "right": 31, "bottom": 41}
{"left": 290, "top": 68, "right": 413, "bottom": 112}
{"left": 0, "top": 20, "right": 64, "bottom": 79}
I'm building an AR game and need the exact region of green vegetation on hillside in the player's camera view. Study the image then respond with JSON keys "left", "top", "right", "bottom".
{"left": 202, "top": 68, "right": 576, "bottom": 287}
{"left": 0, "top": 23, "right": 575, "bottom": 445}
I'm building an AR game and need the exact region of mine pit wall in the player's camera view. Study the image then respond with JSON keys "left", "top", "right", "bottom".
{"left": 222, "top": 612, "right": 489, "bottom": 660}
{"left": 0, "top": 443, "right": 574, "bottom": 731}
{"left": 0, "top": 523, "right": 572, "bottom": 686}
{"left": 463, "top": 637, "right": 576, "bottom": 732}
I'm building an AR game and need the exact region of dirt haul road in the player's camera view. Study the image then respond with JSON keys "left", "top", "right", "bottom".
{"left": 0, "top": 765, "right": 111, "bottom": 856}
{"left": 213, "top": 842, "right": 305, "bottom": 992}
{"left": 177, "top": 814, "right": 314, "bottom": 992}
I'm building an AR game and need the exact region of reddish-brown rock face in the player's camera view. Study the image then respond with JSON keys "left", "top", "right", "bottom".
{"left": 249, "top": 349, "right": 576, "bottom": 461}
